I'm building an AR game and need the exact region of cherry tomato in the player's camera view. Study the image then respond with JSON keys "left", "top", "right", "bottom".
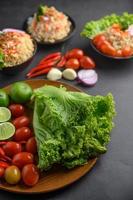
{"left": 12, "top": 152, "right": 34, "bottom": 169}
{"left": 93, "top": 34, "right": 106, "bottom": 48}
{"left": 26, "top": 137, "right": 37, "bottom": 154}
{"left": 65, "top": 58, "right": 80, "bottom": 69}
{"left": 3, "top": 142, "right": 22, "bottom": 157}
{"left": 9, "top": 104, "right": 25, "bottom": 118}
{"left": 100, "top": 41, "right": 116, "bottom": 56}
{"left": 22, "top": 164, "right": 39, "bottom": 186}
{"left": 5, "top": 165, "right": 21, "bottom": 184}
{"left": 14, "top": 127, "right": 33, "bottom": 142}
{"left": 122, "top": 46, "right": 133, "bottom": 57}
{"left": 0, "top": 167, "right": 5, "bottom": 178}
{"left": 65, "top": 49, "right": 84, "bottom": 60}
{"left": 111, "top": 23, "right": 121, "bottom": 31}
{"left": 121, "top": 31, "right": 130, "bottom": 37}
{"left": 12, "top": 116, "right": 30, "bottom": 129}
{"left": 115, "top": 49, "right": 123, "bottom": 57}
{"left": 80, "top": 56, "right": 95, "bottom": 69}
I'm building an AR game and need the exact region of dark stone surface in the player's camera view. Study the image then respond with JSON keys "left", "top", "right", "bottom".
{"left": 0, "top": 0, "right": 133, "bottom": 199}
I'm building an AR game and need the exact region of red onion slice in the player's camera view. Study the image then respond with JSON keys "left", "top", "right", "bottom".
{"left": 78, "top": 69, "right": 98, "bottom": 86}
{"left": 2, "top": 28, "right": 25, "bottom": 33}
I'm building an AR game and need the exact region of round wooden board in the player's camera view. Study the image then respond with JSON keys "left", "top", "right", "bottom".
{"left": 0, "top": 79, "right": 97, "bottom": 194}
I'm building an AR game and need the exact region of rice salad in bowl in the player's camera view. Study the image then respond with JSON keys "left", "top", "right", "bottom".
{"left": 0, "top": 29, "right": 35, "bottom": 68}
{"left": 27, "top": 5, "right": 72, "bottom": 43}
{"left": 81, "top": 12, "right": 133, "bottom": 58}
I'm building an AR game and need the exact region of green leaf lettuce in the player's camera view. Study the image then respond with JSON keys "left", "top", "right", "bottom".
{"left": 33, "top": 85, "right": 116, "bottom": 170}
{"left": 81, "top": 12, "right": 133, "bottom": 39}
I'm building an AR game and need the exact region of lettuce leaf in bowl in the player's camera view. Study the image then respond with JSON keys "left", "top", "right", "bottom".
{"left": 81, "top": 12, "right": 133, "bottom": 39}
{"left": 33, "top": 85, "right": 116, "bottom": 170}
{"left": 0, "top": 51, "right": 4, "bottom": 69}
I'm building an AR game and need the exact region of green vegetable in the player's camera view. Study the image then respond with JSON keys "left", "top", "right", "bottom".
{"left": 0, "top": 107, "right": 11, "bottom": 123}
{"left": 81, "top": 12, "right": 133, "bottom": 39}
{"left": 33, "top": 85, "right": 116, "bottom": 170}
{"left": 36, "top": 5, "right": 48, "bottom": 21}
{"left": 0, "top": 89, "right": 9, "bottom": 107}
{"left": 0, "top": 51, "right": 4, "bottom": 69}
{"left": 0, "top": 122, "right": 15, "bottom": 140}
{"left": 10, "top": 82, "right": 33, "bottom": 103}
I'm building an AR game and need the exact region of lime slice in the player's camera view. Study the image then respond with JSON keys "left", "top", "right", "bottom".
{"left": 0, "top": 107, "right": 11, "bottom": 123}
{"left": 0, "top": 122, "right": 15, "bottom": 140}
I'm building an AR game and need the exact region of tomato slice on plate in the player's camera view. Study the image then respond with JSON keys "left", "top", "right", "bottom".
{"left": 115, "top": 49, "right": 123, "bottom": 57}
{"left": 93, "top": 34, "right": 106, "bottom": 48}
{"left": 122, "top": 46, "right": 133, "bottom": 57}
{"left": 100, "top": 41, "right": 116, "bottom": 56}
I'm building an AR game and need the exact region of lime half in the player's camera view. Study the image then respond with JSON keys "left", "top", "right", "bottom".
{"left": 0, "top": 122, "right": 15, "bottom": 140}
{"left": 0, "top": 107, "right": 11, "bottom": 123}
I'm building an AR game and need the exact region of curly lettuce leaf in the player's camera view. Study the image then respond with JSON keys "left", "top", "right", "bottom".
{"left": 81, "top": 12, "right": 133, "bottom": 39}
{"left": 33, "top": 86, "right": 116, "bottom": 170}
{"left": 0, "top": 51, "right": 4, "bottom": 69}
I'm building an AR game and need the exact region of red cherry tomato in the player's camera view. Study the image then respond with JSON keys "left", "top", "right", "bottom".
{"left": 65, "top": 49, "right": 84, "bottom": 60}
{"left": 14, "top": 127, "right": 33, "bottom": 142}
{"left": 12, "top": 152, "right": 34, "bottom": 169}
{"left": 26, "top": 137, "right": 37, "bottom": 154}
{"left": 122, "top": 46, "right": 133, "bottom": 57}
{"left": 65, "top": 58, "right": 80, "bottom": 69}
{"left": 22, "top": 164, "right": 39, "bottom": 186}
{"left": 80, "top": 56, "right": 95, "bottom": 69}
{"left": 93, "top": 34, "right": 106, "bottom": 48}
{"left": 9, "top": 104, "right": 25, "bottom": 118}
{"left": 111, "top": 23, "right": 122, "bottom": 31}
{"left": 12, "top": 116, "right": 30, "bottom": 129}
{"left": 0, "top": 167, "right": 5, "bottom": 178}
{"left": 115, "top": 49, "right": 123, "bottom": 57}
{"left": 100, "top": 41, "right": 116, "bottom": 56}
{"left": 3, "top": 142, "right": 22, "bottom": 157}
{"left": 120, "top": 31, "right": 130, "bottom": 38}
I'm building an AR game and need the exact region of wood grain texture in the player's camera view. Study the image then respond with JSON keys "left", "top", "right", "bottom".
{"left": 0, "top": 79, "right": 97, "bottom": 194}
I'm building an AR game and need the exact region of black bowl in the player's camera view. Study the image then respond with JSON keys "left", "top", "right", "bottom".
{"left": 24, "top": 13, "right": 76, "bottom": 45}
{"left": 90, "top": 39, "right": 133, "bottom": 60}
{"left": 1, "top": 40, "right": 37, "bottom": 75}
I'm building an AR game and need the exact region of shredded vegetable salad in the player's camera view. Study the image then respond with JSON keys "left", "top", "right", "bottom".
{"left": 81, "top": 12, "right": 133, "bottom": 39}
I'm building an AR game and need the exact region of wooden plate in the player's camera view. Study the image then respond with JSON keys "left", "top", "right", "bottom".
{"left": 0, "top": 79, "right": 97, "bottom": 194}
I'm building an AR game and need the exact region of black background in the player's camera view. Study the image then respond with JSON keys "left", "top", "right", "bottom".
{"left": 0, "top": 0, "right": 133, "bottom": 199}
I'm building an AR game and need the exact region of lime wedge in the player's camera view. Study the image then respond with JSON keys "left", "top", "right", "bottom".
{"left": 0, "top": 107, "right": 11, "bottom": 123}
{"left": 0, "top": 122, "right": 15, "bottom": 140}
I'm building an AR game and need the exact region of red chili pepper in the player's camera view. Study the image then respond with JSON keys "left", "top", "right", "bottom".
{"left": 4, "top": 156, "right": 12, "bottom": 162}
{"left": 27, "top": 59, "right": 58, "bottom": 77}
{"left": 40, "top": 52, "right": 62, "bottom": 63}
{"left": 0, "top": 161, "right": 9, "bottom": 169}
{"left": 56, "top": 56, "right": 66, "bottom": 68}
{"left": 39, "top": 54, "right": 62, "bottom": 66}
{"left": 0, "top": 157, "right": 12, "bottom": 162}
{"left": 0, "top": 147, "right": 5, "bottom": 158}
{"left": 0, "top": 147, "right": 12, "bottom": 162}
{"left": 28, "top": 67, "right": 51, "bottom": 78}
{"left": 0, "top": 157, "right": 7, "bottom": 162}
{"left": 0, "top": 142, "right": 7, "bottom": 146}
{"left": 27, "top": 54, "right": 62, "bottom": 78}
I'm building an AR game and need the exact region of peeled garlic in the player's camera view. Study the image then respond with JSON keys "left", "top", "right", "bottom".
{"left": 47, "top": 68, "right": 62, "bottom": 81}
{"left": 62, "top": 68, "right": 77, "bottom": 80}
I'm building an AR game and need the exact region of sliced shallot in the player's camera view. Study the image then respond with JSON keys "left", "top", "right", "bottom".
{"left": 78, "top": 69, "right": 98, "bottom": 86}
